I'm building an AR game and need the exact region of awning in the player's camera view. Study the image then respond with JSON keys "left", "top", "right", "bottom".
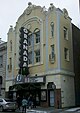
{"left": 9, "top": 82, "right": 41, "bottom": 91}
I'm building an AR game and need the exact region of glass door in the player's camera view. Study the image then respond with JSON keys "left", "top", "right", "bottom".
{"left": 50, "top": 90, "right": 54, "bottom": 107}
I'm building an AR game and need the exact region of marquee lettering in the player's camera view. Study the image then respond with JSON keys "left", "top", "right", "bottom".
{"left": 23, "top": 62, "right": 27, "bottom": 67}
{"left": 23, "top": 28, "right": 28, "bottom": 33}
{"left": 23, "top": 56, "right": 28, "bottom": 61}
{"left": 19, "top": 27, "right": 29, "bottom": 68}
{"left": 24, "top": 34, "right": 27, "bottom": 39}
{"left": 23, "top": 51, "right": 28, "bottom": 56}
{"left": 23, "top": 40, "right": 28, "bottom": 44}
{"left": 23, "top": 45, "right": 28, "bottom": 50}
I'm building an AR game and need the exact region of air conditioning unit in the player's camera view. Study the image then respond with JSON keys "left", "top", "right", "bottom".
{"left": 49, "top": 54, "right": 55, "bottom": 63}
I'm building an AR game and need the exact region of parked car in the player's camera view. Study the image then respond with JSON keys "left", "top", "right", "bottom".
{"left": 0, "top": 98, "right": 16, "bottom": 112}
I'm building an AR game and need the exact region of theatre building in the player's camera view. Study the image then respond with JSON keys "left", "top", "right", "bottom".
{"left": 6, "top": 3, "right": 75, "bottom": 108}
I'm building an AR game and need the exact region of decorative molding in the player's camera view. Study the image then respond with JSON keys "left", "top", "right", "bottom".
{"left": 26, "top": 7, "right": 32, "bottom": 15}
{"left": 27, "top": 24, "right": 31, "bottom": 30}
{"left": 63, "top": 8, "right": 68, "bottom": 19}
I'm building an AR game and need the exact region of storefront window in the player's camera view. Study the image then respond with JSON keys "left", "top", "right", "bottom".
{"left": 41, "top": 90, "right": 47, "bottom": 101}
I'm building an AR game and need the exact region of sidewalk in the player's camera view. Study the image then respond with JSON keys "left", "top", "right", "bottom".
{"left": 16, "top": 106, "right": 80, "bottom": 113}
{"left": 26, "top": 106, "right": 63, "bottom": 113}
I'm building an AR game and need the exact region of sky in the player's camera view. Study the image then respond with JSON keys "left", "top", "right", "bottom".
{"left": 0, "top": 0, "right": 79, "bottom": 41}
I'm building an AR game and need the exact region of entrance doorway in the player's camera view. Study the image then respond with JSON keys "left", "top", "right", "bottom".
{"left": 49, "top": 90, "right": 55, "bottom": 107}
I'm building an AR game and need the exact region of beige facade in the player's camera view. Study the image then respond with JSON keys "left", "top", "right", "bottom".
{"left": 0, "top": 40, "right": 7, "bottom": 98}
{"left": 6, "top": 3, "right": 75, "bottom": 108}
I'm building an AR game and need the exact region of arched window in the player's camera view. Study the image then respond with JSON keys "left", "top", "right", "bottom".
{"left": 28, "top": 33, "right": 32, "bottom": 46}
{"left": 51, "top": 22, "right": 54, "bottom": 37}
{"left": 10, "top": 40, "right": 12, "bottom": 51}
{"left": 35, "top": 49, "right": 40, "bottom": 63}
{"left": 0, "top": 76, "right": 2, "bottom": 84}
{"left": 34, "top": 28, "right": 40, "bottom": 44}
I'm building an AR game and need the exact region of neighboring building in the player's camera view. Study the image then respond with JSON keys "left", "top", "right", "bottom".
{"left": 0, "top": 38, "right": 7, "bottom": 98}
{"left": 6, "top": 3, "right": 75, "bottom": 108}
{"left": 72, "top": 24, "right": 80, "bottom": 106}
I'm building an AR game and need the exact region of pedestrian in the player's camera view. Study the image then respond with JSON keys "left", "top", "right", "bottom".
{"left": 28, "top": 94, "right": 33, "bottom": 109}
{"left": 16, "top": 95, "right": 22, "bottom": 111}
{"left": 33, "top": 95, "right": 36, "bottom": 108}
{"left": 22, "top": 96, "right": 28, "bottom": 113}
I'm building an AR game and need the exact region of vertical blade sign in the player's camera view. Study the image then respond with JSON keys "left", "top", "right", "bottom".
{"left": 19, "top": 27, "right": 29, "bottom": 75}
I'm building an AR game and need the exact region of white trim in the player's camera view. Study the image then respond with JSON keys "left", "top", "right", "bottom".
{"left": 28, "top": 69, "right": 75, "bottom": 77}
